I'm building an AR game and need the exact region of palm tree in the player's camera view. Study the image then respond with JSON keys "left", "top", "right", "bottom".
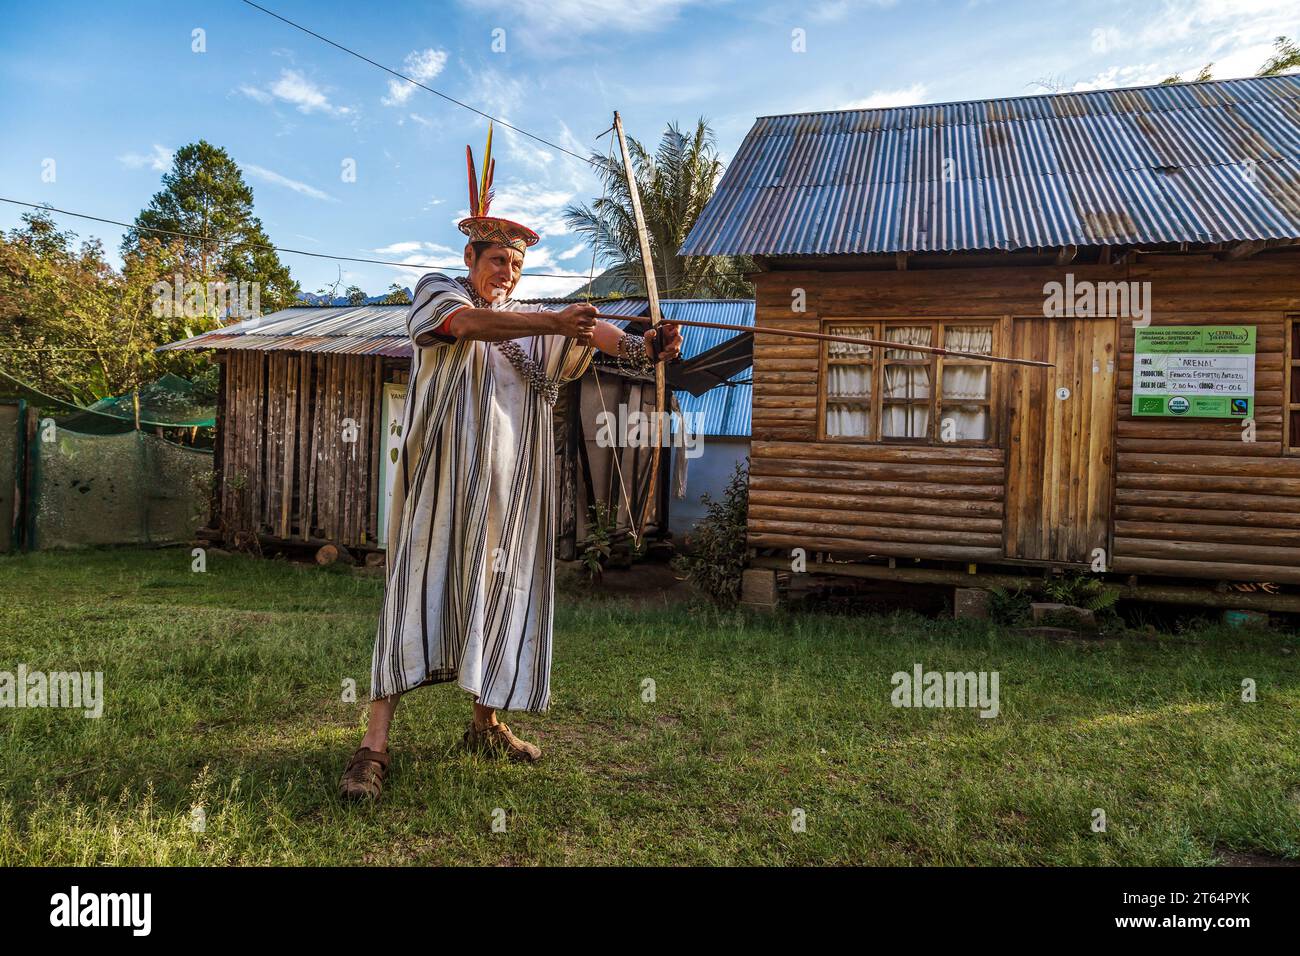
{"left": 564, "top": 118, "right": 753, "bottom": 299}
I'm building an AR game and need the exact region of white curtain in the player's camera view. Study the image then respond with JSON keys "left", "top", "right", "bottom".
{"left": 827, "top": 364, "right": 871, "bottom": 397}
{"left": 938, "top": 326, "right": 992, "bottom": 440}
{"left": 825, "top": 403, "right": 870, "bottom": 437}
{"left": 825, "top": 325, "right": 874, "bottom": 437}
{"left": 882, "top": 326, "right": 932, "bottom": 438}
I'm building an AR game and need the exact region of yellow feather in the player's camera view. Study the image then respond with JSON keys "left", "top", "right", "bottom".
{"left": 479, "top": 123, "right": 494, "bottom": 216}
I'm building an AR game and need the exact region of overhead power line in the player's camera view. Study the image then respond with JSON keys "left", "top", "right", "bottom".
{"left": 237, "top": 0, "right": 595, "bottom": 166}
{"left": 0, "top": 197, "right": 592, "bottom": 279}
{"left": 0, "top": 198, "right": 753, "bottom": 292}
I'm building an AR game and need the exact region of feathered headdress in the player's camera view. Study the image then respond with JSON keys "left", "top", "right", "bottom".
{"left": 458, "top": 122, "right": 538, "bottom": 253}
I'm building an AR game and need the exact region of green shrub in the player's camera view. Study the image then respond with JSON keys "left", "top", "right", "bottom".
{"left": 989, "top": 585, "right": 1034, "bottom": 626}
{"left": 672, "top": 459, "right": 749, "bottom": 607}
{"left": 578, "top": 501, "right": 616, "bottom": 582}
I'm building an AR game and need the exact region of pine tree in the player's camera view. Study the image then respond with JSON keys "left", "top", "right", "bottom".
{"left": 123, "top": 141, "right": 299, "bottom": 313}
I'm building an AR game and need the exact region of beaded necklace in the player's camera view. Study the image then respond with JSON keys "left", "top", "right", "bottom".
{"left": 456, "top": 276, "right": 563, "bottom": 406}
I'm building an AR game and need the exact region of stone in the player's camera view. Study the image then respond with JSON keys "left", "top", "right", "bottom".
{"left": 1222, "top": 609, "right": 1269, "bottom": 629}
{"left": 953, "top": 588, "right": 991, "bottom": 620}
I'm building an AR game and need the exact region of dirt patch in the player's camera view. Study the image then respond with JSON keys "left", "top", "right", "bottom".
{"left": 558, "top": 562, "right": 695, "bottom": 608}
{"left": 1215, "top": 849, "right": 1300, "bottom": 867}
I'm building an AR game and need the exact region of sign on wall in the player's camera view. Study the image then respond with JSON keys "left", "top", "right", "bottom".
{"left": 376, "top": 383, "right": 407, "bottom": 546}
{"left": 1132, "top": 326, "right": 1255, "bottom": 418}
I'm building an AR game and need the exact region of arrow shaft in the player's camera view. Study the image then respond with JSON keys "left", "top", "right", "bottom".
{"left": 595, "top": 315, "right": 1053, "bottom": 369}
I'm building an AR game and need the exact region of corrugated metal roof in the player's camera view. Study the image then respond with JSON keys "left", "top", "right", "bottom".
{"left": 681, "top": 74, "right": 1300, "bottom": 257}
{"left": 160, "top": 297, "right": 757, "bottom": 437}
{"left": 662, "top": 301, "right": 753, "bottom": 436}
{"left": 674, "top": 377, "right": 751, "bottom": 438}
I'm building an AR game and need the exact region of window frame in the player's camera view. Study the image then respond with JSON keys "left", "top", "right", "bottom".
{"left": 817, "top": 316, "right": 1003, "bottom": 447}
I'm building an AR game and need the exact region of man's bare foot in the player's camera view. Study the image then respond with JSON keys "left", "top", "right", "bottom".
{"left": 472, "top": 700, "right": 500, "bottom": 732}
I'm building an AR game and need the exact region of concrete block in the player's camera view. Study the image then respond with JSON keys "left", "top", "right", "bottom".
{"left": 1030, "top": 602, "right": 1095, "bottom": 627}
{"left": 954, "top": 588, "right": 991, "bottom": 620}
{"left": 740, "top": 568, "right": 779, "bottom": 611}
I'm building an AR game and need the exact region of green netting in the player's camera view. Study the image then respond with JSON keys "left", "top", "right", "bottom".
{"left": 0, "top": 403, "right": 19, "bottom": 552}
{"left": 86, "top": 372, "right": 215, "bottom": 428}
{"left": 0, "top": 366, "right": 215, "bottom": 434}
{"left": 33, "top": 429, "right": 213, "bottom": 549}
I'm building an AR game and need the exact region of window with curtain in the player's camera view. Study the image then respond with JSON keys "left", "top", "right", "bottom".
{"left": 822, "top": 319, "right": 997, "bottom": 445}
{"left": 824, "top": 324, "right": 876, "bottom": 438}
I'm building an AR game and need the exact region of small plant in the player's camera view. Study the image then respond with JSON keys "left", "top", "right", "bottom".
{"left": 671, "top": 459, "right": 749, "bottom": 607}
{"left": 989, "top": 585, "right": 1034, "bottom": 626}
{"left": 1041, "top": 571, "right": 1119, "bottom": 613}
{"left": 578, "top": 501, "right": 616, "bottom": 582}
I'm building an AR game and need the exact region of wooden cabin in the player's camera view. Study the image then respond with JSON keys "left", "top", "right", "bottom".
{"left": 681, "top": 74, "right": 1300, "bottom": 611}
{"left": 158, "top": 297, "right": 753, "bottom": 557}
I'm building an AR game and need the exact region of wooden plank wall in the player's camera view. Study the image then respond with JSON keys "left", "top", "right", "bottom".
{"left": 220, "top": 351, "right": 386, "bottom": 548}
{"left": 751, "top": 252, "right": 1300, "bottom": 582}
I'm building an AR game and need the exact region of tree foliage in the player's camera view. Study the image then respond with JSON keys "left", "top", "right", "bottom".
{"left": 564, "top": 118, "right": 753, "bottom": 299}
{"left": 1258, "top": 36, "right": 1300, "bottom": 76}
{"left": 0, "top": 211, "right": 216, "bottom": 404}
{"left": 123, "top": 140, "right": 299, "bottom": 312}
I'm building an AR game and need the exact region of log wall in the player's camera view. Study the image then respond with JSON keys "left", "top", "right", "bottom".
{"left": 220, "top": 351, "right": 386, "bottom": 548}
{"left": 750, "top": 251, "right": 1300, "bottom": 583}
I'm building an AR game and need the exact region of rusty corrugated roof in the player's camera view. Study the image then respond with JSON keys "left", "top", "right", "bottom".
{"left": 681, "top": 74, "right": 1300, "bottom": 257}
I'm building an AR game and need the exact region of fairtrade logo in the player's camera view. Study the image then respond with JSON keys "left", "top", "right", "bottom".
{"left": 1231, "top": 399, "right": 1249, "bottom": 416}
{"left": 1168, "top": 396, "right": 1190, "bottom": 415}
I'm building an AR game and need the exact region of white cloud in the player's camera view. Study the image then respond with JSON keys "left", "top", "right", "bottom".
{"left": 466, "top": 68, "right": 558, "bottom": 170}
{"left": 383, "top": 49, "right": 449, "bottom": 106}
{"left": 557, "top": 242, "right": 588, "bottom": 261}
{"left": 373, "top": 240, "right": 429, "bottom": 256}
{"left": 1070, "top": 64, "right": 1164, "bottom": 92}
{"left": 810, "top": 0, "right": 898, "bottom": 23}
{"left": 452, "top": 181, "right": 577, "bottom": 238}
{"left": 239, "top": 70, "right": 352, "bottom": 117}
{"left": 118, "top": 144, "right": 173, "bottom": 171}
{"left": 243, "top": 163, "right": 339, "bottom": 202}
{"left": 1083, "top": 0, "right": 1299, "bottom": 84}
{"left": 458, "top": 0, "right": 697, "bottom": 37}
{"left": 838, "top": 83, "right": 928, "bottom": 110}
{"left": 369, "top": 240, "right": 466, "bottom": 286}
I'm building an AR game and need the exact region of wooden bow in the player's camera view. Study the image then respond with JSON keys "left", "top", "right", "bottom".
{"left": 613, "top": 111, "right": 666, "bottom": 549}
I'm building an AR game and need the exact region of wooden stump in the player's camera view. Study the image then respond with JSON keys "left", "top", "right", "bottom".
{"left": 315, "top": 543, "right": 354, "bottom": 566}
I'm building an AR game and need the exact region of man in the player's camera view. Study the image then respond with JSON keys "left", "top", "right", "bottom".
{"left": 339, "top": 144, "right": 680, "bottom": 801}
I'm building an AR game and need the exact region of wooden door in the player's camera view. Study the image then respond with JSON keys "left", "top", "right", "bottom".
{"left": 1005, "top": 317, "right": 1117, "bottom": 564}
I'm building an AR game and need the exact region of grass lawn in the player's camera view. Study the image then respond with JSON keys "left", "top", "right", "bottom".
{"left": 0, "top": 547, "right": 1297, "bottom": 866}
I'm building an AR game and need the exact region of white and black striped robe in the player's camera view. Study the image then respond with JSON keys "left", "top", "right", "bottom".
{"left": 371, "top": 272, "right": 591, "bottom": 712}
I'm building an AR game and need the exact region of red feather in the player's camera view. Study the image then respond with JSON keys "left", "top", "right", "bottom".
{"left": 466, "top": 146, "right": 480, "bottom": 217}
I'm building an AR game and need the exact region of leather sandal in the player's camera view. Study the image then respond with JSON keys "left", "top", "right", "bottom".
{"left": 338, "top": 746, "right": 390, "bottom": 802}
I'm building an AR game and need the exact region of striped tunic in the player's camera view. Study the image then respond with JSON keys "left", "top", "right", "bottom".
{"left": 371, "top": 272, "right": 590, "bottom": 712}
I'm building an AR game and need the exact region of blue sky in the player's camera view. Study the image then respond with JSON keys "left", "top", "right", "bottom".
{"left": 1, "top": 0, "right": 1296, "bottom": 298}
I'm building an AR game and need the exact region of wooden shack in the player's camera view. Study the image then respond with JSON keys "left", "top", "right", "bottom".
{"left": 681, "top": 74, "right": 1300, "bottom": 610}
{"left": 159, "top": 296, "right": 751, "bottom": 556}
